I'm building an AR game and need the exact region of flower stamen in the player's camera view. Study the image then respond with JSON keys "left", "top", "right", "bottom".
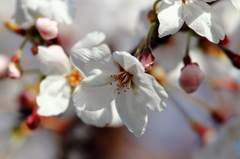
{"left": 110, "top": 71, "right": 133, "bottom": 94}
{"left": 66, "top": 68, "right": 83, "bottom": 88}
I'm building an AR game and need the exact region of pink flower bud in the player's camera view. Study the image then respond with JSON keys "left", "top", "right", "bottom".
{"left": 7, "top": 62, "right": 23, "bottom": 79}
{"left": 26, "top": 109, "right": 41, "bottom": 130}
{"left": 0, "top": 54, "right": 10, "bottom": 77}
{"left": 139, "top": 47, "right": 155, "bottom": 70}
{"left": 220, "top": 35, "right": 230, "bottom": 45}
{"left": 36, "top": 17, "right": 58, "bottom": 40}
{"left": 179, "top": 63, "right": 205, "bottom": 93}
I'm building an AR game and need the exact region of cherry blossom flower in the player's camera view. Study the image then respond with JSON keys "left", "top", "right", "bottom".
{"left": 71, "top": 39, "right": 168, "bottom": 137}
{"left": 14, "top": 0, "right": 76, "bottom": 29}
{"left": 36, "top": 31, "right": 122, "bottom": 127}
{"left": 36, "top": 45, "right": 72, "bottom": 116}
{"left": 158, "top": 0, "right": 225, "bottom": 43}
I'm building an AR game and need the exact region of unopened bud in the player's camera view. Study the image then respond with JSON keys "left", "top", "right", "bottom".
{"left": 7, "top": 62, "right": 23, "bottom": 79}
{"left": 139, "top": 47, "right": 155, "bottom": 70}
{"left": 0, "top": 54, "right": 10, "bottom": 77}
{"left": 179, "top": 63, "right": 205, "bottom": 93}
{"left": 31, "top": 43, "right": 39, "bottom": 55}
{"left": 220, "top": 35, "right": 230, "bottom": 45}
{"left": 36, "top": 17, "right": 58, "bottom": 40}
{"left": 26, "top": 110, "right": 41, "bottom": 130}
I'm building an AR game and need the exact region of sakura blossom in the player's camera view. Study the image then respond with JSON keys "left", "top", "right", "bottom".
{"left": 71, "top": 40, "right": 168, "bottom": 137}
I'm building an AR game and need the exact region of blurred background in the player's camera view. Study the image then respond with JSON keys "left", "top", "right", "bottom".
{"left": 0, "top": 0, "right": 240, "bottom": 159}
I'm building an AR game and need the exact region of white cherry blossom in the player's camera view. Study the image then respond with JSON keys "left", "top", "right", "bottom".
{"left": 36, "top": 45, "right": 72, "bottom": 116}
{"left": 36, "top": 31, "right": 122, "bottom": 127}
{"left": 71, "top": 40, "right": 168, "bottom": 137}
{"left": 158, "top": 0, "right": 225, "bottom": 43}
{"left": 14, "top": 0, "right": 76, "bottom": 29}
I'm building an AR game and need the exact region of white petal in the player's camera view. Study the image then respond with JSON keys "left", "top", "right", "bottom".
{"left": 97, "top": 44, "right": 111, "bottom": 54}
{"left": 47, "top": 0, "right": 76, "bottom": 24}
{"left": 71, "top": 47, "right": 118, "bottom": 77}
{"left": 37, "top": 76, "right": 71, "bottom": 116}
{"left": 112, "top": 51, "right": 144, "bottom": 76}
{"left": 108, "top": 102, "right": 123, "bottom": 127}
{"left": 158, "top": 1, "right": 184, "bottom": 37}
{"left": 182, "top": 1, "right": 225, "bottom": 43}
{"left": 14, "top": 0, "right": 39, "bottom": 28}
{"left": 76, "top": 107, "right": 112, "bottom": 127}
{"left": 115, "top": 88, "right": 148, "bottom": 137}
{"left": 232, "top": 0, "right": 240, "bottom": 10}
{"left": 76, "top": 101, "right": 123, "bottom": 127}
{"left": 76, "top": 101, "right": 120, "bottom": 127}
{"left": 133, "top": 74, "right": 168, "bottom": 112}
{"left": 71, "top": 31, "right": 106, "bottom": 51}
{"left": 163, "top": 0, "right": 175, "bottom": 4}
{"left": 73, "top": 73, "right": 117, "bottom": 111}
{"left": 37, "top": 45, "right": 71, "bottom": 76}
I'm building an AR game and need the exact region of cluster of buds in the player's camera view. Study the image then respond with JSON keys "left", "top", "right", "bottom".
{"left": 18, "top": 90, "right": 41, "bottom": 130}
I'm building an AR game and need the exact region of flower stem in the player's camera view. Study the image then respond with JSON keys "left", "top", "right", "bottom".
{"left": 19, "top": 36, "right": 30, "bottom": 51}
{"left": 134, "top": 39, "right": 146, "bottom": 58}
{"left": 153, "top": 0, "right": 162, "bottom": 13}
{"left": 146, "top": 24, "right": 157, "bottom": 47}
{"left": 14, "top": 36, "right": 30, "bottom": 62}
{"left": 183, "top": 31, "right": 192, "bottom": 66}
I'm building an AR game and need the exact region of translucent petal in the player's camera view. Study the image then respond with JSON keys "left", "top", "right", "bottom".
{"left": 37, "top": 45, "right": 71, "bottom": 76}
{"left": 37, "top": 76, "right": 71, "bottom": 116}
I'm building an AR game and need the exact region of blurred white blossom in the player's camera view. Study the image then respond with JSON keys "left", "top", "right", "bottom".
{"left": 14, "top": 0, "right": 76, "bottom": 29}
{"left": 158, "top": 0, "right": 225, "bottom": 43}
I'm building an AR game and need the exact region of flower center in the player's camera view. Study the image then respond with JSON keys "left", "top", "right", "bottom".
{"left": 66, "top": 68, "right": 83, "bottom": 88}
{"left": 182, "top": 0, "right": 186, "bottom": 3}
{"left": 110, "top": 71, "right": 133, "bottom": 94}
